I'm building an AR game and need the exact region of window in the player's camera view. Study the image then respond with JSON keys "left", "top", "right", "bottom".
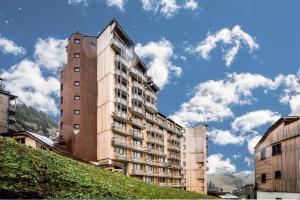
{"left": 145, "top": 177, "right": 153, "bottom": 183}
{"left": 147, "top": 165, "right": 153, "bottom": 171}
{"left": 60, "top": 122, "right": 63, "bottom": 130}
{"left": 133, "top": 140, "right": 141, "bottom": 146}
{"left": 74, "top": 81, "right": 80, "bottom": 86}
{"left": 183, "top": 162, "right": 186, "bottom": 166}
{"left": 133, "top": 151, "right": 141, "bottom": 158}
{"left": 74, "top": 67, "right": 80, "bottom": 72}
{"left": 74, "top": 110, "right": 80, "bottom": 115}
{"left": 16, "top": 138, "right": 25, "bottom": 144}
{"left": 60, "top": 83, "right": 63, "bottom": 91}
{"left": 275, "top": 171, "right": 281, "bottom": 179}
{"left": 158, "top": 177, "right": 165, "bottom": 183}
{"left": 74, "top": 53, "right": 80, "bottom": 58}
{"left": 261, "top": 149, "right": 266, "bottom": 160}
{"left": 74, "top": 39, "right": 80, "bottom": 44}
{"left": 60, "top": 96, "right": 63, "bottom": 104}
{"left": 74, "top": 95, "right": 80, "bottom": 100}
{"left": 261, "top": 174, "right": 266, "bottom": 183}
{"left": 272, "top": 143, "right": 281, "bottom": 156}
{"left": 61, "top": 109, "right": 63, "bottom": 116}
{"left": 133, "top": 163, "right": 141, "bottom": 170}
{"left": 74, "top": 124, "right": 80, "bottom": 129}
{"left": 115, "top": 147, "right": 125, "bottom": 155}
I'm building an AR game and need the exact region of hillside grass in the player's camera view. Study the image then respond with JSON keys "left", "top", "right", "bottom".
{"left": 0, "top": 136, "right": 214, "bottom": 199}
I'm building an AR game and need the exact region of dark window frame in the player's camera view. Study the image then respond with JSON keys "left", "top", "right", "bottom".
{"left": 74, "top": 95, "right": 80, "bottom": 100}
{"left": 261, "top": 174, "right": 266, "bottom": 183}
{"left": 74, "top": 110, "right": 80, "bottom": 115}
{"left": 272, "top": 143, "right": 282, "bottom": 156}
{"left": 275, "top": 171, "right": 281, "bottom": 179}
{"left": 74, "top": 124, "right": 80, "bottom": 129}
{"left": 74, "top": 81, "right": 80, "bottom": 86}
{"left": 74, "top": 53, "right": 80, "bottom": 58}
{"left": 74, "top": 67, "right": 80, "bottom": 72}
{"left": 74, "top": 39, "right": 80, "bottom": 44}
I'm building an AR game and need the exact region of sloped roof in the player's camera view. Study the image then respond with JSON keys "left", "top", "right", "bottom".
{"left": 254, "top": 116, "right": 299, "bottom": 150}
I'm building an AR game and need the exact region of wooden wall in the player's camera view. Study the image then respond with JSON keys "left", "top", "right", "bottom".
{"left": 255, "top": 119, "right": 300, "bottom": 192}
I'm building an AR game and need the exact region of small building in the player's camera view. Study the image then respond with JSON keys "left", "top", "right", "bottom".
{"left": 254, "top": 116, "right": 300, "bottom": 199}
{"left": 0, "top": 131, "right": 58, "bottom": 153}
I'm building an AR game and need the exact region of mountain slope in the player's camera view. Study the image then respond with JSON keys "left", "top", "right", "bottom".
{"left": 15, "top": 104, "right": 58, "bottom": 138}
{"left": 0, "top": 136, "right": 213, "bottom": 199}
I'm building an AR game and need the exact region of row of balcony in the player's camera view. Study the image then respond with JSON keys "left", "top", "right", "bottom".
{"left": 158, "top": 182, "right": 184, "bottom": 187}
{"left": 110, "top": 38, "right": 133, "bottom": 61}
{"left": 132, "top": 169, "right": 183, "bottom": 178}
{"left": 112, "top": 124, "right": 144, "bottom": 139}
{"left": 144, "top": 115, "right": 182, "bottom": 136}
{"left": 147, "top": 137, "right": 164, "bottom": 145}
{"left": 167, "top": 144, "right": 181, "bottom": 152}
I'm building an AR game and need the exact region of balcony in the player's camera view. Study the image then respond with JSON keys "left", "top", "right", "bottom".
{"left": 7, "top": 115, "right": 16, "bottom": 123}
{"left": 147, "top": 137, "right": 164, "bottom": 145}
{"left": 7, "top": 123, "right": 16, "bottom": 132}
{"left": 115, "top": 68, "right": 128, "bottom": 80}
{"left": 111, "top": 123, "right": 130, "bottom": 136}
{"left": 130, "top": 130, "right": 144, "bottom": 140}
{"left": 115, "top": 97, "right": 128, "bottom": 106}
{"left": 129, "top": 67, "right": 146, "bottom": 82}
{"left": 115, "top": 83, "right": 128, "bottom": 93}
{"left": 115, "top": 54, "right": 129, "bottom": 68}
{"left": 167, "top": 144, "right": 181, "bottom": 152}
{"left": 168, "top": 163, "right": 182, "bottom": 170}
{"left": 145, "top": 114, "right": 156, "bottom": 124}
{"left": 132, "top": 144, "right": 146, "bottom": 152}
{"left": 112, "top": 138, "right": 132, "bottom": 149}
{"left": 171, "top": 183, "right": 184, "bottom": 188}
{"left": 148, "top": 127, "right": 163, "bottom": 136}
{"left": 132, "top": 169, "right": 147, "bottom": 176}
{"left": 131, "top": 118, "right": 145, "bottom": 129}
{"left": 132, "top": 81, "right": 144, "bottom": 91}
{"left": 115, "top": 154, "right": 132, "bottom": 162}
{"left": 168, "top": 135, "right": 180, "bottom": 143}
{"left": 110, "top": 38, "right": 132, "bottom": 60}
{"left": 144, "top": 101, "right": 157, "bottom": 113}
{"left": 8, "top": 105, "right": 16, "bottom": 113}
{"left": 132, "top": 94, "right": 144, "bottom": 103}
{"left": 130, "top": 106, "right": 144, "bottom": 117}
{"left": 169, "top": 154, "right": 181, "bottom": 161}
{"left": 147, "top": 148, "right": 164, "bottom": 156}
{"left": 112, "top": 111, "right": 129, "bottom": 123}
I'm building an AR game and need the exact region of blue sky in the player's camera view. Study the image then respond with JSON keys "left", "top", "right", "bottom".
{"left": 1, "top": 0, "right": 300, "bottom": 177}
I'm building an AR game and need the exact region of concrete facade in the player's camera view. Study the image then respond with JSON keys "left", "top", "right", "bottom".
{"left": 182, "top": 126, "right": 208, "bottom": 194}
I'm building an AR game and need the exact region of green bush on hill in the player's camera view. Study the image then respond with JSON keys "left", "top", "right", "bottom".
{"left": 0, "top": 137, "right": 214, "bottom": 199}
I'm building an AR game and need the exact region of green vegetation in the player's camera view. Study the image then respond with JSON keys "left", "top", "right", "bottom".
{"left": 15, "top": 103, "right": 58, "bottom": 138}
{"left": 0, "top": 137, "right": 214, "bottom": 199}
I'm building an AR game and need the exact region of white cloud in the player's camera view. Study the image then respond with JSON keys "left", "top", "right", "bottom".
{"left": 1, "top": 60, "right": 59, "bottom": 115}
{"left": 34, "top": 38, "right": 67, "bottom": 70}
{"left": 106, "top": 0, "right": 126, "bottom": 11}
{"left": 232, "top": 110, "right": 280, "bottom": 134}
{"left": 140, "top": 0, "right": 180, "bottom": 18}
{"left": 67, "top": 0, "right": 89, "bottom": 6}
{"left": 186, "top": 25, "right": 259, "bottom": 67}
{"left": 232, "top": 153, "right": 241, "bottom": 160}
{"left": 0, "top": 36, "right": 26, "bottom": 56}
{"left": 247, "top": 135, "right": 262, "bottom": 154}
{"left": 207, "top": 154, "right": 236, "bottom": 174}
{"left": 233, "top": 171, "right": 254, "bottom": 184}
{"left": 135, "top": 38, "right": 181, "bottom": 88}
{"left": 183, "top": 0, "right": 198, "bottom": 10}
{"left": 208, "top": 129, "right": 244, "bottom": 145}
{"left": 244, "top": 156, "right": 254, "bottom": 167}
{"left": 170, "top": 72, "right": 276, "bottom": 127}
{"left": 290, "top": 95, "right": 300, "bottom": 115}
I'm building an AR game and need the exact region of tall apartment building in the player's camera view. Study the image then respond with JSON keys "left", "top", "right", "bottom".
{"left": 0, "top": 78, "right": 17, "bottom": 133}
{"left": 60, "top": 19, "right": 184, "bottom": 188}
{"left": 254, "top": 116, "right": 300, "bottom": 199}
{"left": 182, "top": 125, "right": 208, "bottom": 194}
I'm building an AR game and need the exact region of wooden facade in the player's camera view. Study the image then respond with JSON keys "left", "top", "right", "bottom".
{"left": 254, "top": 116, "right": 300, "bottom": 193}
{"left": 59, "top": 33, "right": 98, "bottom": 161}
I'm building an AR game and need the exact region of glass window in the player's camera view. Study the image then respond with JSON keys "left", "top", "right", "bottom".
{"left": 275, "top": 171, "right": 281, "bottom": 179}
{"left": 74, "top": 67, "right": 80, "bottom": 72}
{"left": 74, "top": 95, "right": 80, "bottom": 100}
{"left": 74, "top": 124, "right": 80, "bottom": 129}
{"left": 74, "top": 110, "right": 80, "bottom": 115}
{"left": 133, "top": 163, "right": 141, "bottom": 170}
{"left": 74, "top": 39, "right": 80, "bottom": 44}
{"left": 115, "top": 147, "right": 125, "bottom": 155}
{"left": 74, "top": 53, "right": 80, "bottom": 58}
{"left": 272, "top": 144, "right": 281, "bottom": 156}
{"left": 133, "top": 151, "right": 141, "bottom": 158}
{"left": 74, "top": 81, "right": 80, "bottom": 86}
{"left": 261, "top": 149, "right": 266, "bottom": 160}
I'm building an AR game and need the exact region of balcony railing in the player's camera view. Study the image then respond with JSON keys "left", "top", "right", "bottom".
{"left": 131, "top": 106, "right": 144, "bottom": 116}
{"left": 110, "top": 38, "right": 133, "bottom": 61}
{"left": 147, "top": 148, "right": 164, "bottom": 156}
{"left": 8, "top": 105, "right": 16, "bottom": 112}
{"left": 132, "top": 94, "right": 144, "bottom": 103}
{"left": 111, "top": 123, "right": 129, "bottom": 136}
{"left": 115, "top": 97, "right": 128, "bottom": 106}
{"left": 115, "top": 83, "right": 128, "bottom": 93}
{"left": 115, "top": 54, "right": 130, "bottom": 68}
{"left": 168, "top": 135, "right": 180, "bottom": 142}
{"left": 132, "top": 169, "right": 147, "bottom": 176}
{"left": 132, "top": 81, "right": 144, "bottom": 91}
{"left": 167, "top": 144, "right": 181, "bottom": 152}
{"left": 130, "top": 67, "right": 146, "bottom": 81}
{"left": 148, "top": 127, "right": 163, "bottom": 136}
{"left": 112, "top": 138, "right": 132, "bottom": 149}
{"left": 112, "top": 111, "right": 129, "bottom": 122}
{"left": 168, "top": 154, "right": 181, "bottom": 160}
{"left": 131, "top": 118, "right": 145, "bottom": 129}
{"left": 145, "top": 101, "right": 157, "bottom": 113}
{"left": 115, "top": 68, "right": 128, "bottom": 80}
{"left": 130, "top": 130, "right": 144, "bottom": 140}
{"left": 147, "top": 137, "right": 164, "bottom": 145}
{"left": 115, "top": 154, "right": 132, "bottom": 162}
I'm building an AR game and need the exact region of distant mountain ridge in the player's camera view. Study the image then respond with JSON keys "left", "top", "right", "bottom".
{"left": 14, "top": 103, "right": 58, "bottom": 139}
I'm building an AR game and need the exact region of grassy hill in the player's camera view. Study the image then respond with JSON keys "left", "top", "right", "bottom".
{"left": 0, "top": 136, "right": 213, "bottom": 199}
{"left": 15, "top": 104, "right": 58, "bottom": 139}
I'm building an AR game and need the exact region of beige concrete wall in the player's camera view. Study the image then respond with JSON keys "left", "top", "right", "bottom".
{"left": 183, "top": 126, "right": 207, "bottom": 194}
